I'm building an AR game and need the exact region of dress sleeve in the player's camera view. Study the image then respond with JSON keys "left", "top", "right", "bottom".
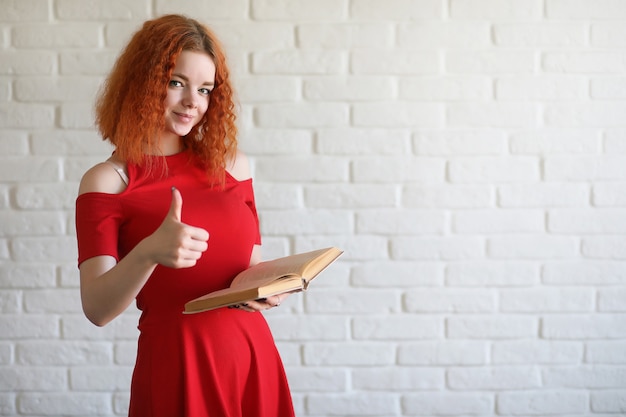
{"left": 75, "top": 193, "right": 124, "bottom": 266}
{"left": 244, "top": 180, "right": 262, "bottom": 245}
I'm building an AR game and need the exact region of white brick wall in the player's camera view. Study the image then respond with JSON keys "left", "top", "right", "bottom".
{"left": 1, "top": 0, "right": 626, "bottom": 416}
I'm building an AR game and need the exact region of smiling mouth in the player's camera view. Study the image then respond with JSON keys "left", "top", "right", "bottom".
{"left": 174, "top": 112, "right": 194, "bottom": 121}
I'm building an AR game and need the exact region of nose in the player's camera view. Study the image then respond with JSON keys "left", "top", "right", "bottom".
{"left": 182, "top": 89, "right": 197, "bottom": 109}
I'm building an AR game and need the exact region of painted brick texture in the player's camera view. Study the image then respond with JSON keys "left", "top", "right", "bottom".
{"left": 1, "top": 0, "right": 626, "bottom": 416}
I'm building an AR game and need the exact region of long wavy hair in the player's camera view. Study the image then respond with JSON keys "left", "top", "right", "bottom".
{"left": 95, "top": 14, "right": 237, "bottom": 179}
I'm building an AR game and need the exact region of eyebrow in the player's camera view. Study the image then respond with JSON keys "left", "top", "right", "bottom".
{"left": 172, "top": 72, "right": 214, "bottom": 86}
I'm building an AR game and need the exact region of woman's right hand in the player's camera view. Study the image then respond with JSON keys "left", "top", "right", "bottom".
{"left": 142, "top": 187, "right": 209, "bottom": 268}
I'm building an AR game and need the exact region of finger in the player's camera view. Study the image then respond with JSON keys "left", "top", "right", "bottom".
{"left": 168, "top": 187, "right": 183, "bottom": 222}
{"left": 188, "top": 226, "right": 210, "bottom": 243}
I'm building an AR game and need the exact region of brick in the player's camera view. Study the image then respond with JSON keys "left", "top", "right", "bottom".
{"left": 357, "top": 209, "right": 446, "bottom": 235}
{"left": 103, "top": 21, "right": 141, "bottom": 48}
{"left": 0, "top": 131, "right": 28, "bottom": 156}
{"left": 70, "top": 366, "right": 132, "bottom": 390}
{"left": 546, "top": 156, "right": 626, "bottom": 181}
{"left": 353, "top": 157, "right": 445, "bottom": 183}
{"left": 0, "top": 393, "right": 15, "bottom": 414}
{"left": 61, "top": 313, "right": 139, "bottom": 341}
{"left": 605, "top": 129, "right": 626, "bottom": 153}
{"left": 586, "top": 341, "right": 626, "bottom": 364}
{"left": 447, "top": 316, "right": 537, "bottom": 339}
{"left": 591, "top": 76, "right": 626, "bottom": 99}
{"left": 0, "top": 315, "right": 58, "bottom": 338}
{"left": 352, "top": 50, "right": 440, "bottom": 75}
{"left": 453, "top": 209, "right": 545, "bottom": 234}
{"left": 488, "top": 236, "right": 578, "bottom": 259}
{"left": 0, "top": 366, "right": 66, "bottom": 391}
{"left": 305, "top": 184, "right": 398, "bottom": 208}
{"left": 11, "top": 236, "right": 77, "bottom": 262}
{"left": 17, "top": 341, "right": 111, "bottom": 366}
{"left": 494, "top": 23, "right": 586, "bottom": 47}
{"left": 0, "top": 104, "right": 55, "bottom": 128}
{"left": 18, "top": 392, "right": 111, "bottom": 415}
{"left": 545, "top": 103, "right": 626, "bottom": 127}
{"left": 448, "top": 103, "right": 538, "bottom": 128}
{"left": 303, "top": 76, "right": 395, "bottom": 101}
{"left": 298, "top": 23, "right": 393, "bottom": 49}
{"left": 0, "top": 51, "right": 55, "bottom": 75}
{"left": 14, "top": 76, "right": 102, "bottom": 102}
{"left": 592, "top": 23, "right": 626, "bottom": 47}
{"left": 60, "top": 102, "right": 97, "bottom": 129}
{"left": 542, "top": 315, "right": 626, "bottom": 339}
{"left": 448, "top": 366, "right": 541, "bottom": 390}
{"left": 56, "top": 0, "right": 149, "bottom": 20}
{"left": 498, "top": 183, "right": 589, "bottom": 208}
{"left": 543, "top": 52, "right": 626, "bottom": 73}
{"left": 15, "top": 183, "right": 79, "bottom": 210}
{"left": 255, "top": 103, "right": 349, "bottom": 128}
{"left": 500, "top": 288, "right": 594, "bottom": 313}
{"left": 286, "top": 368, "right": 347, "bottom": 392}
{"left": 414, "top": 131, "right": 505, "bottom": 156}
{"left": 24, "top": 289, "right": 82, "bottom": 313}
{"left": 403, "top": 392, "right": 493, "bottom": 416}
{"left": 304, "top": 342, "right": 394, "bottom": 366}
{"left": 549, "top": 208, "right": 626, "bottom": 233}
{"left": 255, "top": 156, "right": 348, "bottom": 182}
{"left": 392, "top": 236, "right": 485, "bottom": 260}
{"left": 114, "top": 341, "right": 138, "bottom": 366}
{"left": 240, "top": 129, "right": 312, "bottom": 155}
{"left": 497, "top": 390, "right": 587, "bottom": 415}
{"left": 402, "top": 76, "right": 492, "bottom": 101}
{"left": 0, "top": 290, "right": 19, "bottom": 313}
{"left": 308, "top": 393, "right": 399, "bottom": 415}
{"left": 0, "top": 211, "right": 65, "bottom": 237}
{"left": 265, "top": 316, "right": 348, "bottom": 341}
{"left": 446, "top": 261, "right": 539, "bottom": 287}
{"left": 547, "top": 0, "right": 626, "bottom": 19}
{"left": 510, "top": 129, "right": 601, "bottom": 154}
{"left": 235, "top": 76, "right": 299, "bottom": 102}
{"left": 351, "top": 261, "right": 444, "bottom": 287}
{"left": 156, "top": 0, "right": 247, "bottom": 19}
{"left": 598, "top": 288, "right": 626, "bottom": 312}
{"left": 583, "top": 236, "right": 626, "bottom": 258}
{"left": 63, "top": 156, "right": 115, "bottom": 181}
{"left": 353, "top": 102, "right": 444, "bottom": 128}
{"left": 0, "top": 343, "right": 12, "bottom": 364}
{"left": 254, "top": 184, "right": 302, "bottom": 210}
{"left": 544, "top": 366, "right": 626, "bottom": 388}
{"left": 59, "top": 51, "right": 117, "bottom": 75}
{"left": 543, "top": 261, "right": 626, "bottom": 285}
{"left": 350, "top": 0, "right": 443, "bottom": 20}
{"left": 403, "top": 184, "right": 494, "bottom": 208}
{"left": 0, "top": 265, "right": 56, "bottom": 289}
{"left": 405, "top": 289, "right": 495, "bottom": 313}
{"left": 447, "top": 51, "right": 536, "bottom": 74}
{"left": 398, "top": 341, "right": 488, "bottom": 365}
{"left": 294, "top": 235, "right": 388, "bottom": 262}
{"left": 252, "top": 50, "right": 346, "bottom": 74}
{"left": 212, "top": 22, "right": 294, "bottom": 50}
{"left": 492, "top": 340, "right": 583, "bottom": 364}
{"left": 397, "top": 22, "right": 491, "bottom": 49}
{"left": 305, "top": 288, "right": 397, "bottom": 314}
{"left": 13, "top": 24, "right": 100, "bottom": 48}
{"left": 0, "top": 0, "right": 49, "bottom": 21}
{"left": 252, "top": 0, "right": 346, "bottom": 20}
{"left": 451, "top": 0, "right": 542, "bottom": 19}
{"left": 353, "top": 367, "right": 443, "bottom": 390}
{"left": 448, "top": 157, "right": 540, "bottom": 183}
{"left": 591, "top": 390, "right": 626, "bottom": 413}
{"left": 352, "top": 316, "right": 442, "bottom": 340}
{"left": 496, "top": 76, "right": 587, "bottom": 100}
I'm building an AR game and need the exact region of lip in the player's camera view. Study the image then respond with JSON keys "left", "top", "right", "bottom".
{"left": 174, "top": 112, "right": 194, "bottom": 122}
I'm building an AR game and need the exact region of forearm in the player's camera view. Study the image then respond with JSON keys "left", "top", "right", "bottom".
{"left": 80, "top": 240, "right": 157, "bottom": 326}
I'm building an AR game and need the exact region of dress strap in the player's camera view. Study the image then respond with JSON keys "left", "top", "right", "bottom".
{"left": 105, "top": 160, "right": 129, "bottom": 185}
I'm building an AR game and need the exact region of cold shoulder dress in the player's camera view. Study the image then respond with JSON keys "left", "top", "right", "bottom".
{"left": 75, "top": 151, "right": 294, "bottom": 417}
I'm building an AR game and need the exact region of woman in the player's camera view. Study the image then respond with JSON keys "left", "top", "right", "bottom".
{"left": 75, "top": 14, "right": 295, "bottom": 416}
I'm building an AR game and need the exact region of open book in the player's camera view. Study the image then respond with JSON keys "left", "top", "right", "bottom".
{"left": 184, "top": 247, "right": 343, "bottom": 313}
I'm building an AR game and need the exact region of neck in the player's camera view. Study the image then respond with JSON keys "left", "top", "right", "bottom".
{"left": 152, "top": 136, "right": 184, "bottom": 156}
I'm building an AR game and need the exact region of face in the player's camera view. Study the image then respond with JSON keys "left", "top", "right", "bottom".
{"left": 162, "top": 50, "right": 216, "bottom": 140}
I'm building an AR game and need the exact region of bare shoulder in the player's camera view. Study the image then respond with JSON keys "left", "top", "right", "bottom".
{"left": 78, "top": 158, "right": 128, "bottom": 196}
{"left": 226, "top": 150, "right": 252, "bottom": 181}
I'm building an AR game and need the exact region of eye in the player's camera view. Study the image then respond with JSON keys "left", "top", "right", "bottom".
{"left": 169, "top": 80, "right": 183, "bottom": 88}
{"left": 198, "top": 87, "right": 212, "bottom": 96}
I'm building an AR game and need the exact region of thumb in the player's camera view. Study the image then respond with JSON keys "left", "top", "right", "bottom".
{"left": 168, "top": 187, "right": 182, "bottom": 222}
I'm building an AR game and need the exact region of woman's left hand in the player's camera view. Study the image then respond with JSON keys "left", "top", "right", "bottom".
{"left": 230, "top": 293, "right": 289, "bottom": 312}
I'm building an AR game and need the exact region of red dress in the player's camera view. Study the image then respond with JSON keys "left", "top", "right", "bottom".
{"left": 75, "top": 151, "right": 294, "bottom": 417}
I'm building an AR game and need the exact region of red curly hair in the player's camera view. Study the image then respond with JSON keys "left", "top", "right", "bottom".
{"left": 95, "top": 14, "right": 237, "bottom": 179}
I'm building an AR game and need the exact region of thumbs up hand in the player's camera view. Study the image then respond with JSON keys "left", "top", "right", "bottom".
{"left": 143, "top": 187, "right": 209, "bottom": 268}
